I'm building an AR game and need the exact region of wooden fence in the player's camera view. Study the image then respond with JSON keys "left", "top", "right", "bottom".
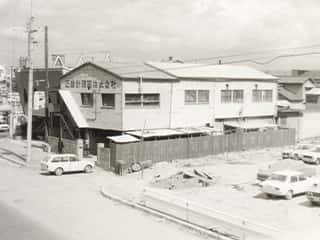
{"left": 108, "top": 128, "right": 295, "bottom": 169}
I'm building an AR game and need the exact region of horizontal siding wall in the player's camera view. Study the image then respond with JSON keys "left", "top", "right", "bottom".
{"left": 109, "top": 129, "right": 295, "bottom": 169}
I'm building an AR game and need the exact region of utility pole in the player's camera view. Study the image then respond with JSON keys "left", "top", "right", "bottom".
{"left": 44, "top": 25, "right": 49, "bottom": 140}
{"left": 26, "top": 15, "right": 37, "bottom": 162}
{"left": 9, "top": 66, "right": 13, "bottom": 138}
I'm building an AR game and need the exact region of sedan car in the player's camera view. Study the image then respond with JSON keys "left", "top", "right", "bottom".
{"left": 302, "top": 146, "right": 320, "bottom": 165}
{"left": 40, "top": 154, "right": 94, "bottom": 176}
{"left": 0, "top": 123, "right": 9, "bottom": 132}
{"left": 261, "top": 170, "right": 318, "bottom": 200}
{"left": 282, "top": 144, "right": 316, "bottom": 160}
{"left": 306, "top": 185, "right": 320, "bottom": 205}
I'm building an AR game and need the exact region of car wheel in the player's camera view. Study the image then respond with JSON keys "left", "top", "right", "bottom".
{"left": 285, "top": 190, "right": 293, "bottom": 200}
{"left": 294, "top": 154, "right": 299, "bottom": 160}
{"left": 265, "top": 193, "right": 273, "bottom": 199}
{"left": 84, "top": 165, "right": 93, "bottom": 173}
{"left": 55, "top": 168, "right": 63, "bottom": 176}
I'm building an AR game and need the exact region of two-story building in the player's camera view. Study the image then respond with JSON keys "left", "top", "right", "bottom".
{"left": 49, "top": 61, "right": 278, "bottom": 154}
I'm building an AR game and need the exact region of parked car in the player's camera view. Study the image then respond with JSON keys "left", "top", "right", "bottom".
{"left": 0, "top": 123, "right": 9, "bottom": 132}
{"left": 257, "top": 159, "right": 306, "bottom": 181}
{"left": 302, "top": 146, "right": 320, "bottom": 165}
{"left": 306, "top": 185, "right": 320, "bottom": 205}
{"left": 40, "top": 154, "right": 94, "bottom": 176}
{"left": 282, "top": 144, "right": 316, "bottom": 160}
{"left": 261, "top": 170, "right": 318, "bottom": 200}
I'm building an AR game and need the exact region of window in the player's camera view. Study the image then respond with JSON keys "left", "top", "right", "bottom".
{"left": 185, "top": 90, "right": 209, "bottom": 104}
{"left": 65, "top": 80, "right": 70, "bottom": 88}
{"left": 290, "top": 176, "right": 298, "bottom": 183}
{"left": 81, "top": 80, "right": 86, "bottom": 88}
{"left": 299, "top": 175, "right": 307, "bottom": 181}
{"left": 221, "top": 90, "right": 232, "bottom": 103}
{"left": 233, "top": 90, "right": 244, "bottom": 103}
{"left": 70, "top": 80, "right": 75, "bottom": 88}
{"left": 102, "top": 94, "right": 115, "bottom": 108}
{"left": 51, "top": 157, "right": 61, "bottom": 163}
{"left": 125, "top": 94, "right": 141, "bottom": 106}
{"left": 93, "top": 80, "right": 98, "bottom": 89}
{"left": 61, "top": 157, "right": 69, "bottom": 162}
{"left": 143, "top": 94, "right": 160, "bottom": 106}
{"left": 87, "top": 80, "right": 92, "bottom": 89}
{"left": 70, "top": 156, "right": 79, "bottom": 162}
{"left": 75, "top": 80, "right": 81, "bottom": 88}
{"left": 263, "top": 90, "right": 273, "bottom": 102}
{"left": 125, "top": 93, "right": 160, "bottom": 107}
{"left": 221, "top": 90, "right": 243, "bottom": 103}
{"left": 185, "top": 90, "right": 197, "bottom": 104}
{"left": 306, "top": 95, "right": 318, "bottom": 103}
{"left": 252, "top": 89, "right": 262, "bottom": 102}
{"left": 253, "top": 89, "right": 273, "bottom": 102}
{"left": 81, "top": 93, "right": 93, "bottom": 106}
{"left": 198, "top": 90, "right": 210, "bottom": 104}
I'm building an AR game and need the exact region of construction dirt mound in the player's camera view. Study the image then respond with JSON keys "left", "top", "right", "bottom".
{"left": 151, "top": 169, "right": 217, "bottom": 190}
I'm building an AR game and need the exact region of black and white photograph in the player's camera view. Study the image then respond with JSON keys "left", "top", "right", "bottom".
{"left": 1, "top": 1, "right": 320, "bottom": 239}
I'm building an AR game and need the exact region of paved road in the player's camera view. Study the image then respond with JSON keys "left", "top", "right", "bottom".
{"left": 0, "top": 140, "right": 205, "bottom": 240}
{"left": 0, "top": 201, "right": 66, "bottom": 240}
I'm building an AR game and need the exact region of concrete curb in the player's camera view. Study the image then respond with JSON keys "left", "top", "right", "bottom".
{"left": 0, "top": 155, "right": 26, "bottom": 167}
{"left": 100, "top": 186, "right": 234, "bottom": 240}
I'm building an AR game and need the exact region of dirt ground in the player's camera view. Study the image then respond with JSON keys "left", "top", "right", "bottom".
{"left": 124, "top": 145, "right": 320, "bottom": 238}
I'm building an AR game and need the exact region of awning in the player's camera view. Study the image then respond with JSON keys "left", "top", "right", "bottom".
{"left": 127, "top": 128, "right": 182, "bottom": 138}
{"left": 58, "top": 90, "right": 89, "bottom": 128}
{"left": 107, "top": 134, "right": 140, "bottom": 143}
{"left": 224, "top": 121, "right": 278, "bottom": 130}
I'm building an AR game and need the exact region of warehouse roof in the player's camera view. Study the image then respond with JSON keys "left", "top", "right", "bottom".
{"left": 146, "top": 62, "right": 277, "bottom": 80}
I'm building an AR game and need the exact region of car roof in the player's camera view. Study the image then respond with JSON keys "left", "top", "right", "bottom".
{"left": 50, "top": 154, "right": 76, "bottom": 157}
{"left": 273, "top": 170, "right": 303, "bottom": 175}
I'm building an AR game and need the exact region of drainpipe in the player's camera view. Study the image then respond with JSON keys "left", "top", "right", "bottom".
{"left": 169, "top": 82, "right": 173, "bottom": 128}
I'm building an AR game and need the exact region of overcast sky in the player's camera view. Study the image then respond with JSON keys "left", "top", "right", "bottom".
{"left": 1, "top": 0, "right": 320, "bottom": 72}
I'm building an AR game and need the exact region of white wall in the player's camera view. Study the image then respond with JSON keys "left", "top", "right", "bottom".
{"left": 301, "top": 112, "right": 320, "bottom": 139}
{"left": 213, "top": 81, "right": 277, "bottom": 119}
{"left": 122, "top": 79, "right": 277, "bottom": 131}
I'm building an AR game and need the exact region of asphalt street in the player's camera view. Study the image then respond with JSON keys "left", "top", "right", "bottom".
{"left": 0, "top": 201, "right": 66, "bottom": 240}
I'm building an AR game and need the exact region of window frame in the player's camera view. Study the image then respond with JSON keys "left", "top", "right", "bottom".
{"left": 81, "top": 93, "right": 94, "bottom": 107}
{"left": 101, "top": 93, "right": 116, "bottom": 109}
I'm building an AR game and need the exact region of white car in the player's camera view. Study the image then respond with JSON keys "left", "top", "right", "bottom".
{"left": 40, "top": 154, "right": 94, "bottom": 176}
{"left": 261, "top": 170, "right": 318, "bottom": 200}
{"left": 282, "top": 144, "right": 316, "bottom": 160}
{"left": 301, "top": 146, "right": 320, "bottom": 165}
{"left": 0, "top": 123, "right": 9, "bottom": 132}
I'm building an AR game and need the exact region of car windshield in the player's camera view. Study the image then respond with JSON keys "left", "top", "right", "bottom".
{"left": 43, "top": 156, "right": 51, "bottom": 162}
{"left": 270, "top": 174, "right": 287, "bottom": 182}
{"left": 297, "top": 145, "right": 310, "bottom": 150}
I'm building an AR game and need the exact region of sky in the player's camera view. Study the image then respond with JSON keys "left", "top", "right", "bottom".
{"left": 1, "top": 0, "right": 320, "bottom": 72}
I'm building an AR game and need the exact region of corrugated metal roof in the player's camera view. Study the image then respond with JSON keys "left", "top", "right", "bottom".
{"left": 107, "top": 134, "right": 139, "bottom": 143}
{"left": 277, "top": 76, "right": 309, "bottom": 84}
{"left": 58, "top": 90, "right": 89, "bottom": 128}
{"left": 224, "top": 121, "right": 278, "bottom": 129}
{"left": 278, "top": 87, "right": 303, "bottom": 101}
{"left": 95, "top": 62, "right": 176, "bottom": 80}
{"left": 146, "top": 62, "right": 277, "bottom": 80}
{"left": 306, "top": 88, "right": 320, "bottom": 95}
{"left": 127, "top": 129, "right": 181, "bottom": 138}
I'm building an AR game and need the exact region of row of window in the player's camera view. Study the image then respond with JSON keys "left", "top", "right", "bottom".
{"left": 66, "top": 79, "right": 119, "bottom": 89}
{"left": 221, "top": 89, "right": 273, "bottom": 103}
{"left": 80, "top": 89, "right": 273, "bottom": 108}
{"left": 80, "top": 93, "right": 160, "bottom": 108}
{"left": 81, "top": 93, "right": 115, "bottom": 108}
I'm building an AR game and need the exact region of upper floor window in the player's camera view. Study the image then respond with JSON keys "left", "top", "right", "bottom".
{"left": 185, "top": 90, "right": 209, "bottom": 104}
{"left": 81, "top": 93, "right": 93, "bottom": 106}
{"left": 221, "top": 89, "right": 243, "bottom": 103}
{"left": 253, "top": 89, "right": 273, "bottom": 102}
{"left": 101, "top": 93, "right": 115, "bottom": 108}
{"left": 125, "top": 93, "right": 160, "bottom": 107}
